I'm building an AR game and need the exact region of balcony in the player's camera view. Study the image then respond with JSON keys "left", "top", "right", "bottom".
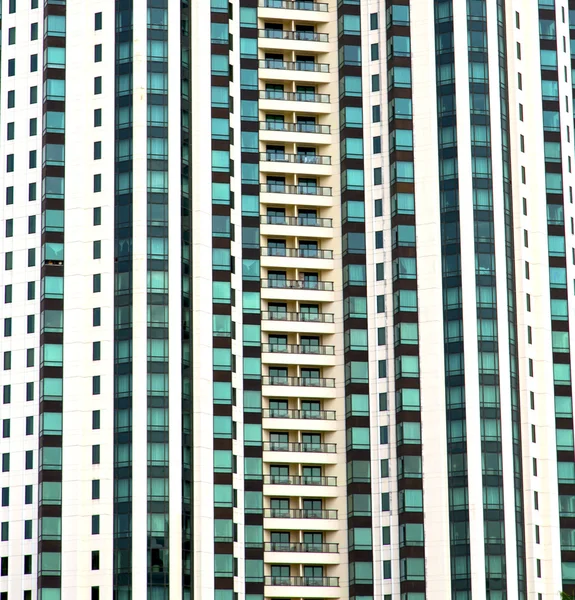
{"left": 260, "top": 214, "right": 332, "bottom": 227}
{"left": 264, "top": 507, "right": 339, "bottom": 532}
{"left": 259, "top": 30, "right": 328, "bottom": 43}
{"left": 260, "top": 151, "right": 331, "bottom": 165}
{"left": 259, "top": 121, "right": 332, "bottom": 147}
{"left": 263, "top": 441, "right": 336, "bottom": 453}
{"left": 262, "top": 407, "right": 337, "bottom": 433}
{"left": 262, "top": 375, "right": 335, "bottom": 387}
{"left": 261, "top": 249, "right": 334, "bottom": 273}
{"left": 259, "top": 0, "right": 329, "bottom": 11}
{"left": 261, "top": 279, "right": 334, "bottom": 299}
{"left": 261, "top": 183, "right": 332, "bottom": 196}
{"left": 262, "top": 342, "right": 334, "bottom": 354}
{"left": 260, "top": 89, "right": 329, "bottom": 103}
{"left": 261, "top": 248, "right": 333, "bottom": 259}
{"left": 260, "top": 121, "right": 330, "bottom": 135}
{"left": 264, "top": 508, "right": 338, "bottom": 519}
{"left": 263, "top": 407, "right": 335, "bottom": 420}
{"left": 262, "top": 310, "right": 334, "bottom": 323}
{"left": 259, "top": 59, "right": 329, "bottom": 73}
{"left": 265, "top": 542, "right": 338, "bottom": 553}
{"left": 264, "top": 576, "right": 339, "bottom": 587}
{"left": 264, "top": 474, "right": 336, "bottom": 486}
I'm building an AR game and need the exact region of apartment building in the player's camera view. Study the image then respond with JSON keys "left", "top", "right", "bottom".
{"left": 0, "top": 0, "right": 575, "bottom": 599}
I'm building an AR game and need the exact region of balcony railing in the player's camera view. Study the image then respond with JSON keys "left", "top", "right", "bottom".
{"left": 261, "top": 279, "right": 334, "bottom": 291}
{"left": 259, "top": 29, "right": 328, "bottom": 42}
{"left": 264, "top": 576, "right": 339, "bottom": 587}
{"left": 262, "top": 375, "right": 336, "bottom": 387}
{"left": 262, "top": 310, "right": 335, "bottom": 323}
{"left": 260, "top": 121, "right": 331, "bottom": 134}
{"left": 260, "top": 89, "right": 330, "bottom": 103}
{"left": 260, "top": 215, "right": 332, "bottom": 227}
{"left": 265, "top": 542, "right": 338, "bottom": 553}
{"left": 259, "top": 59, "right": 330, "bottom": 73}
{"left": 261, "top": 248, "right": 333, "bottom": 259}
{"left": 263, "top": 441, "right": 337, "bottom": 453}
{"left": 260, "top": 184, "right": 332, "bottom": 196}
{"left": 259, "top": 0, "right": 329, "bottom": 11}
{"left": 263, "top": 408, "right": 336, "bottom": 420}
{"left": 262, "top": 342, "right": 335, "bottom": 354}
{"left": 264, "top": 507, "right": 338, "bottom": 519}
{"left": 264, "top": 474, "right": 337, "bottom": 486}
{"left": 260, "top": 151, "right": 331, "bottom": 165}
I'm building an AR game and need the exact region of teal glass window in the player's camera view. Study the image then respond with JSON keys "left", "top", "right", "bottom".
{"left": 243, "top": 358, "right": 261, "bottom": 379}
{"left": 346, "top": 361, "right": 369, "bottom": 384}
{"left": 348, "top": 494, "right": 371, "bottom": 517}
{"left": 554, "top": 363, "right": 571, "bottom": 385}
{"left": 540, "top": 48, "right": 558, "bottom": 69}
{"left": 342, "top": 200, "right": 365, "bottom": 223}
{"left": 242, "top": 259, "right": 260, "bottom": 280}
{"left": 349, "top": 528, "right": 372, "bottom": 550}
{"left": 211, "top": 87, "right": 229, "bottom": 108}
{"left": 342, "top": 138, "right": 364, "bottom": 159}
{"left": 242, "top": 291, "right": 260, "bottom": 313}
{"left": 339, "top": 45, "right": 361, "bottom": 66}
{"left": 212, "top": 248, "right": 230, "bottom": 271}
{"left": 244, "top": 390, "right": 261, "bottom": 412}
{"left": 542, "top": 79, "right": 559, "bottom": 99}
{"left": 211, "top": 22, "right": 228, "bottom": 44}
{"left": 213, "top": 348, "right": 232, "bottom": 371}
{"left": 241, "top": 163, "right": 259, "bottom": 184}
{"left": 241, "top": 195, "right": 259, "bottom": 216}
{"left": 397, "top": 388, "right": 420, "bottom": 411}
{"left": 400, "top": 489, "right": 423, "bottom": 512}
{"left": 340, "top": 75, "right": 362, "bottom": 97}
{"left": 550, "top": 266, "right": 567, "bottom": 288}
{"left": 212, "top": 182, "right": 230, "bottom": 205}
{"left": 557, "top": 429, "right": 574, "bottom": 451}
{"left": 344, "top": 264, "right": 366, "bottom": 285}
{"left": 211, "top": 54, "right": 228, "bottom": 76}
{"left": 244, "top": 424, "right": 262, "bottom": 447}
{"left": 400, "top": 558, "right": 425, "bottom": 581}
{"left": 350, "top": 562, "right": 373, "bottom": 585}
{"left": 548, "top": 235, "right": 566, "bottom": 256}
{"left": 43, "top": 344, "right": 63, "bottom": 367}
{"left": 243, "top": 324, "right": 260, "bottom": 346}
{"left": 244, "top": 457, "right": 262, "bottom": 480}
{"left": 240, "top": 100, "right": 258, "bottom": 121}
{"left": 346, "top": 393, "right": 369, "bottom": 416}
{"left": 40, "top": 413, "right": 62, "bottom": 436}
{"left": 214, "top": 484, "right": 233, "bottom": 507}
{"left": 345, "top": 329, "right": 368, "bottom": 351}
{"left": 40, "top": 447, "right": 62, "bottom": 470}
{"left": 340, "top": 106, "right": 363, "bottom": 128}
{"left": 347, "top": 427, "right": 370, "bottom": 449}
{"left": 213, "top": 381, "right": 232, "bottom": 404}
{"left": 45, "top": 47, "right": 65, "bottom": 69}
{"left": 212, "top": 118, "right": 229, "bottom": 140}
{"left": 45, "top": 15, "right": 66, "bottom": 36}
{"left": 213, "top": 281, "right": 231, "bottom": 303}
{"left": 344, "top": 296, "right": 367, "bottom": 318}
{"left": 394, "top": 289, "right": 417, "bottom": 312}
{"left": 241, "top": 69, "right": 258, "bottom": 90}
{"left": 389, "top": 66, "right": 411, "bottom": 87}
{"left": 212, "top": 150, "right": 230, "bottom": 172}
{"left": 40, "top": 516, "right": 61, "bottom": 540}
{"left": 343, "top": 232, "right": 366, "bottom": 255}
{"left": 40, "top": 481, "right": 62, "bottom": 505}
{"left": 395, "top": 355, "right": 419, "bottom": 378}
{"left": 240, "top": 38, "right": 257, "bottom": 58}
{"left": 213, "top": 315, "right": 231, "bottom": 337}
{"left": 214, "top": 450, "right": 233, "bottom": 472}
{"left": 394, "top": 257, "right": 416, "bottom": 279}
{"left": 240, "top": 7, "right": 257, "bottom": 27}
{"left": 343, "top": 169, "right": 365, "bottom": 190}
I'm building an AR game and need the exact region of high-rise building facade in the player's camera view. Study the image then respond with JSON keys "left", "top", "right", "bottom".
{"left": 1, "top": 0, "right": 575, "bottom": 598}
